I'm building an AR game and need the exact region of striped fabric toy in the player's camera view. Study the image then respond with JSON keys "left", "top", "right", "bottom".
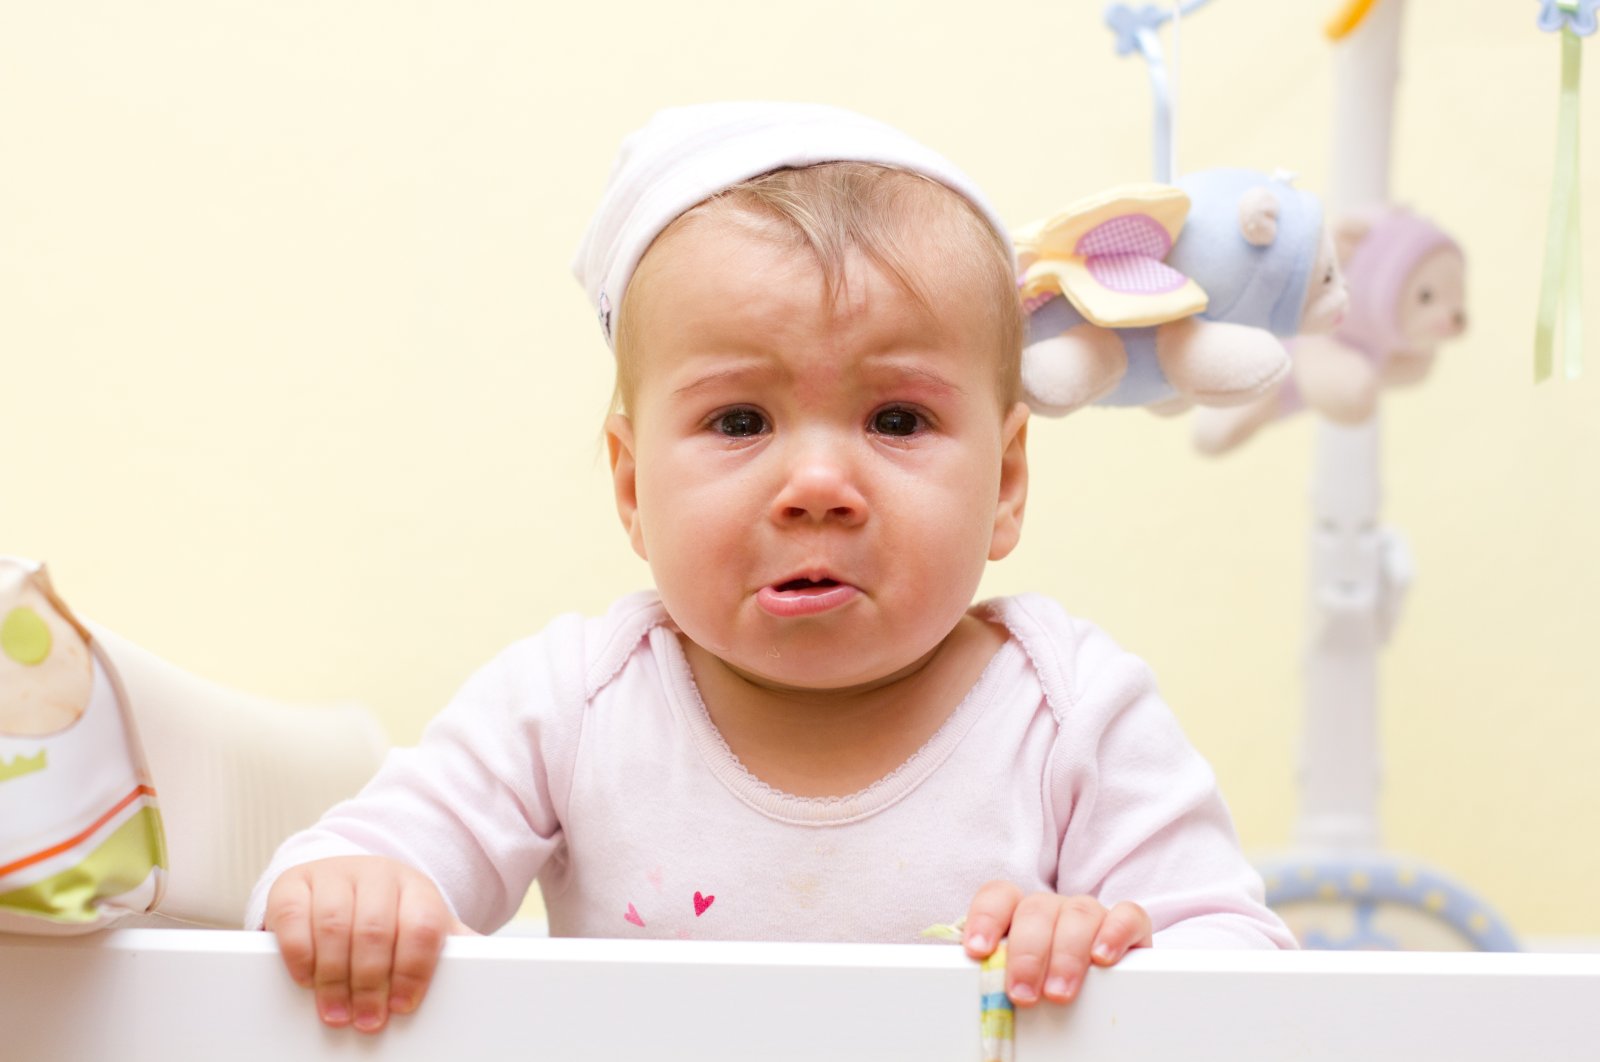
{"left": 923, "top": 918, "right": 1015, "bottom": 1062}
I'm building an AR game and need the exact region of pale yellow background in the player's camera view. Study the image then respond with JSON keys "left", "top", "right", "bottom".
{"left": 2, "top": 2, "right": 1595, "bottom": 938}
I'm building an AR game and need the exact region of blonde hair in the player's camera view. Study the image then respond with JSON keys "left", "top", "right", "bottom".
{"left": 611, "top": 162, "right": 1023, "bottom": 413}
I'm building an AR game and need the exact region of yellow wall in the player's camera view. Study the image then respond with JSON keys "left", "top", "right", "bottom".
{"left": 3, "top": 1, "right": 1595, "bottom": 937}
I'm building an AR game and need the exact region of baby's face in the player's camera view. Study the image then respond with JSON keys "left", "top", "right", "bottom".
{"left": 607, "top": 211, "right": 1028, "bottom": 691}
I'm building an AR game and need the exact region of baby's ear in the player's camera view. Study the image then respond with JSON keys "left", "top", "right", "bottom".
{"left": 605, "top": 413, "right": 648, "bottom": 562}
{"left": 1333, "top": 211, "right": 1378, "bottom": 265}
{"left": 1237, "top": 187, "right": 1281, "bottom": 247}
{"left": 987, "top": 403, "right": 1030, "bottom": 562}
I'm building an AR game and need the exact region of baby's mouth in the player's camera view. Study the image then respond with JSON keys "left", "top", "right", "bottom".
{"left": 773, "top": 577, "right": 841, "bottom": 593}
{"left": 756, "top": 577, "right": 859, "bottom": 617}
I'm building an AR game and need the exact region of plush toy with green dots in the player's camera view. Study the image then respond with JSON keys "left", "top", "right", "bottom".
{"left": 0, "top": 557, "right": 167, "bottom": 931}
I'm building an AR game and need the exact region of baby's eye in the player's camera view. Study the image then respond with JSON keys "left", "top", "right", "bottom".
{"left": 1418, "top": 288, "right": 1433, "bottom": 304}
{"left": 713, "top": 408, "right": 767, "bottom": 437}
{"left": 870, "top": 407, "right": 922, "bottom": 437}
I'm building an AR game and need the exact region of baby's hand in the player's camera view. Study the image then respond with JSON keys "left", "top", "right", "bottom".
{"left": 264, "top": 855, "right": 472, "bottom": 1033}
{"left": 962, "top": 881, "right": 1151, "bottom": 1006}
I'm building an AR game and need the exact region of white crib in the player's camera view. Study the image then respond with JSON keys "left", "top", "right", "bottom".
{"left": 3, "top": 929, "right": 1597, "bottom": 1061}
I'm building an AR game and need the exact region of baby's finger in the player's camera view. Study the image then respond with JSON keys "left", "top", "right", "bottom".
{"left": 1090, "top": 900, "right": 1153, "bottom": 966}
{"left": 387, "top": 882, "right": 454, "bottom": 1018}
{"left": 962, "top": 880, "right": 1022, "bottom": 958}
{"left": 264, "top": 872, "right": 316, "bottom": 988}
{"left": 1043, "top": 896, "right": 1106, "bottom": 1003}
{"left": 310, "top": 874, "right": 357, "bottom": 1028}
{"left": 1001, "top": 893, "right": 1062, "bottom": 1006}
{"left": 347, "top": 877, "right": 401, "bottom": 1033}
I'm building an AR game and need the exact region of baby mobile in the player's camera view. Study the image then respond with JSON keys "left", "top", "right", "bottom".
{"left": 1024, "top": 0, "right": 1528, "bottom": 955}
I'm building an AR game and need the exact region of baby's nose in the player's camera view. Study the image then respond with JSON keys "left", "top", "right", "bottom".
{"left": 771, "top": 445, "right": 866, "bottom": 525}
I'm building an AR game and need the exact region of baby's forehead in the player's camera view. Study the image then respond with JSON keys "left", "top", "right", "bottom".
{"left": 639, "top": 213, "right": 997, "bottom": 342}
{"left": 644, "top": 193, "right": 1005, "bottom": 308}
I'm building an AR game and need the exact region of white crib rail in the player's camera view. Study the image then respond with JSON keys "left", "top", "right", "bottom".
{"left": 2, "top": 930, "right": 1598, "bottom": 1061}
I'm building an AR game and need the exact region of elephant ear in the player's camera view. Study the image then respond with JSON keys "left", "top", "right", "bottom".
{"left": 1237, "top": 186, "right": 1281, "bottom": 247}
{"left": 1017, "top": 182, "right": 1209, "bottom": 328}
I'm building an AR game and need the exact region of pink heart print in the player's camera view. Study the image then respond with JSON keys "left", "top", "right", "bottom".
{"left": 694, "top": 891, "right": 714, "bottom": 917}
{"left": 624, "top": 902, "right": 645, "bottom": 927}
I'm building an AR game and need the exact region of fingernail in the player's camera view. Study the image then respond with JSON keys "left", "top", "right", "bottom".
{"left": 1045, "top": 976, "right": 1071, "bottom": 999}
{"left": 389, "top": 992, "right": 413, "bottom": 1014}
{"left": 354, "top": 1008, "right": 381, "bottom": 1032}
{"left": 321, "top": 1002, "right": 349, "bottom": 1024}
{"left": 967, "top": 934, "right": 988, "bottom": 952}
{"left": 1092, "top": 942, "right": 1114, "bottom": 962}
{"left": 1010, "top": 983, "right": 1037, "bottom": 1004}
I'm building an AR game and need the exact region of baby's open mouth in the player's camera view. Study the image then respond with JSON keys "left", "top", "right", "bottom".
{"left": 757, "top": 577, "right": 858, "bottom": 617}
{"left": 774, "top": 578, "right": 840, "bottom": 592}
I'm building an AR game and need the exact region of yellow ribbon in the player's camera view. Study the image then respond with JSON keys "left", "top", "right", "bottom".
{"left": 1535, "top": 28, "right": 1586, "bottom": 381}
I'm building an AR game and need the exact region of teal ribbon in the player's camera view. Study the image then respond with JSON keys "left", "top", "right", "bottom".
{"left": 1535, "top": 28, "right": 1586, "bottom": 381}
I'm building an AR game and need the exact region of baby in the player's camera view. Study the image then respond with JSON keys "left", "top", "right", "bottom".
{"left": 248, "top": 102, "right": 1292, "bottom": 1034}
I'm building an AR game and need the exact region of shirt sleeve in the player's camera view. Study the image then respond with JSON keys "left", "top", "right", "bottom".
{"left": 242, "top": 613, "right": 588, "bottom": 933}
{"left": 1048, "top": 621, "right": 1296, "bottom": 950}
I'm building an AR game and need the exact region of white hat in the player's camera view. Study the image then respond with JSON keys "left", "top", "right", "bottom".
{"left": 570, "top": 101, "right": 1010, "bottom": 348}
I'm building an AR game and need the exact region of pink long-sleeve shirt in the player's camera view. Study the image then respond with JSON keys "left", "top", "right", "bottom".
{"left": 245, "top": 592, "right": 1292, "bottom": 949}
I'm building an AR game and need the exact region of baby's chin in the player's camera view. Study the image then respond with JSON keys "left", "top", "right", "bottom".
{"left": 669, "top": 595, "right": 968, "bottom": 695}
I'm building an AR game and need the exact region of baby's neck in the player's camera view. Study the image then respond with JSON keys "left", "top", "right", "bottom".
{"left": 680, "top": 613, "right": 1005, "bottom": 799}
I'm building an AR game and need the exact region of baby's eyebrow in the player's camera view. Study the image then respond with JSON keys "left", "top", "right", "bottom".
{"left": 669, "top": 357, "right": 967, "bottom": 397}
{"left": 671, "top": 363, "right": 773, "bottom": 397}
{"left": 865, "top": 360, "right": 968, "bottom": 396}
